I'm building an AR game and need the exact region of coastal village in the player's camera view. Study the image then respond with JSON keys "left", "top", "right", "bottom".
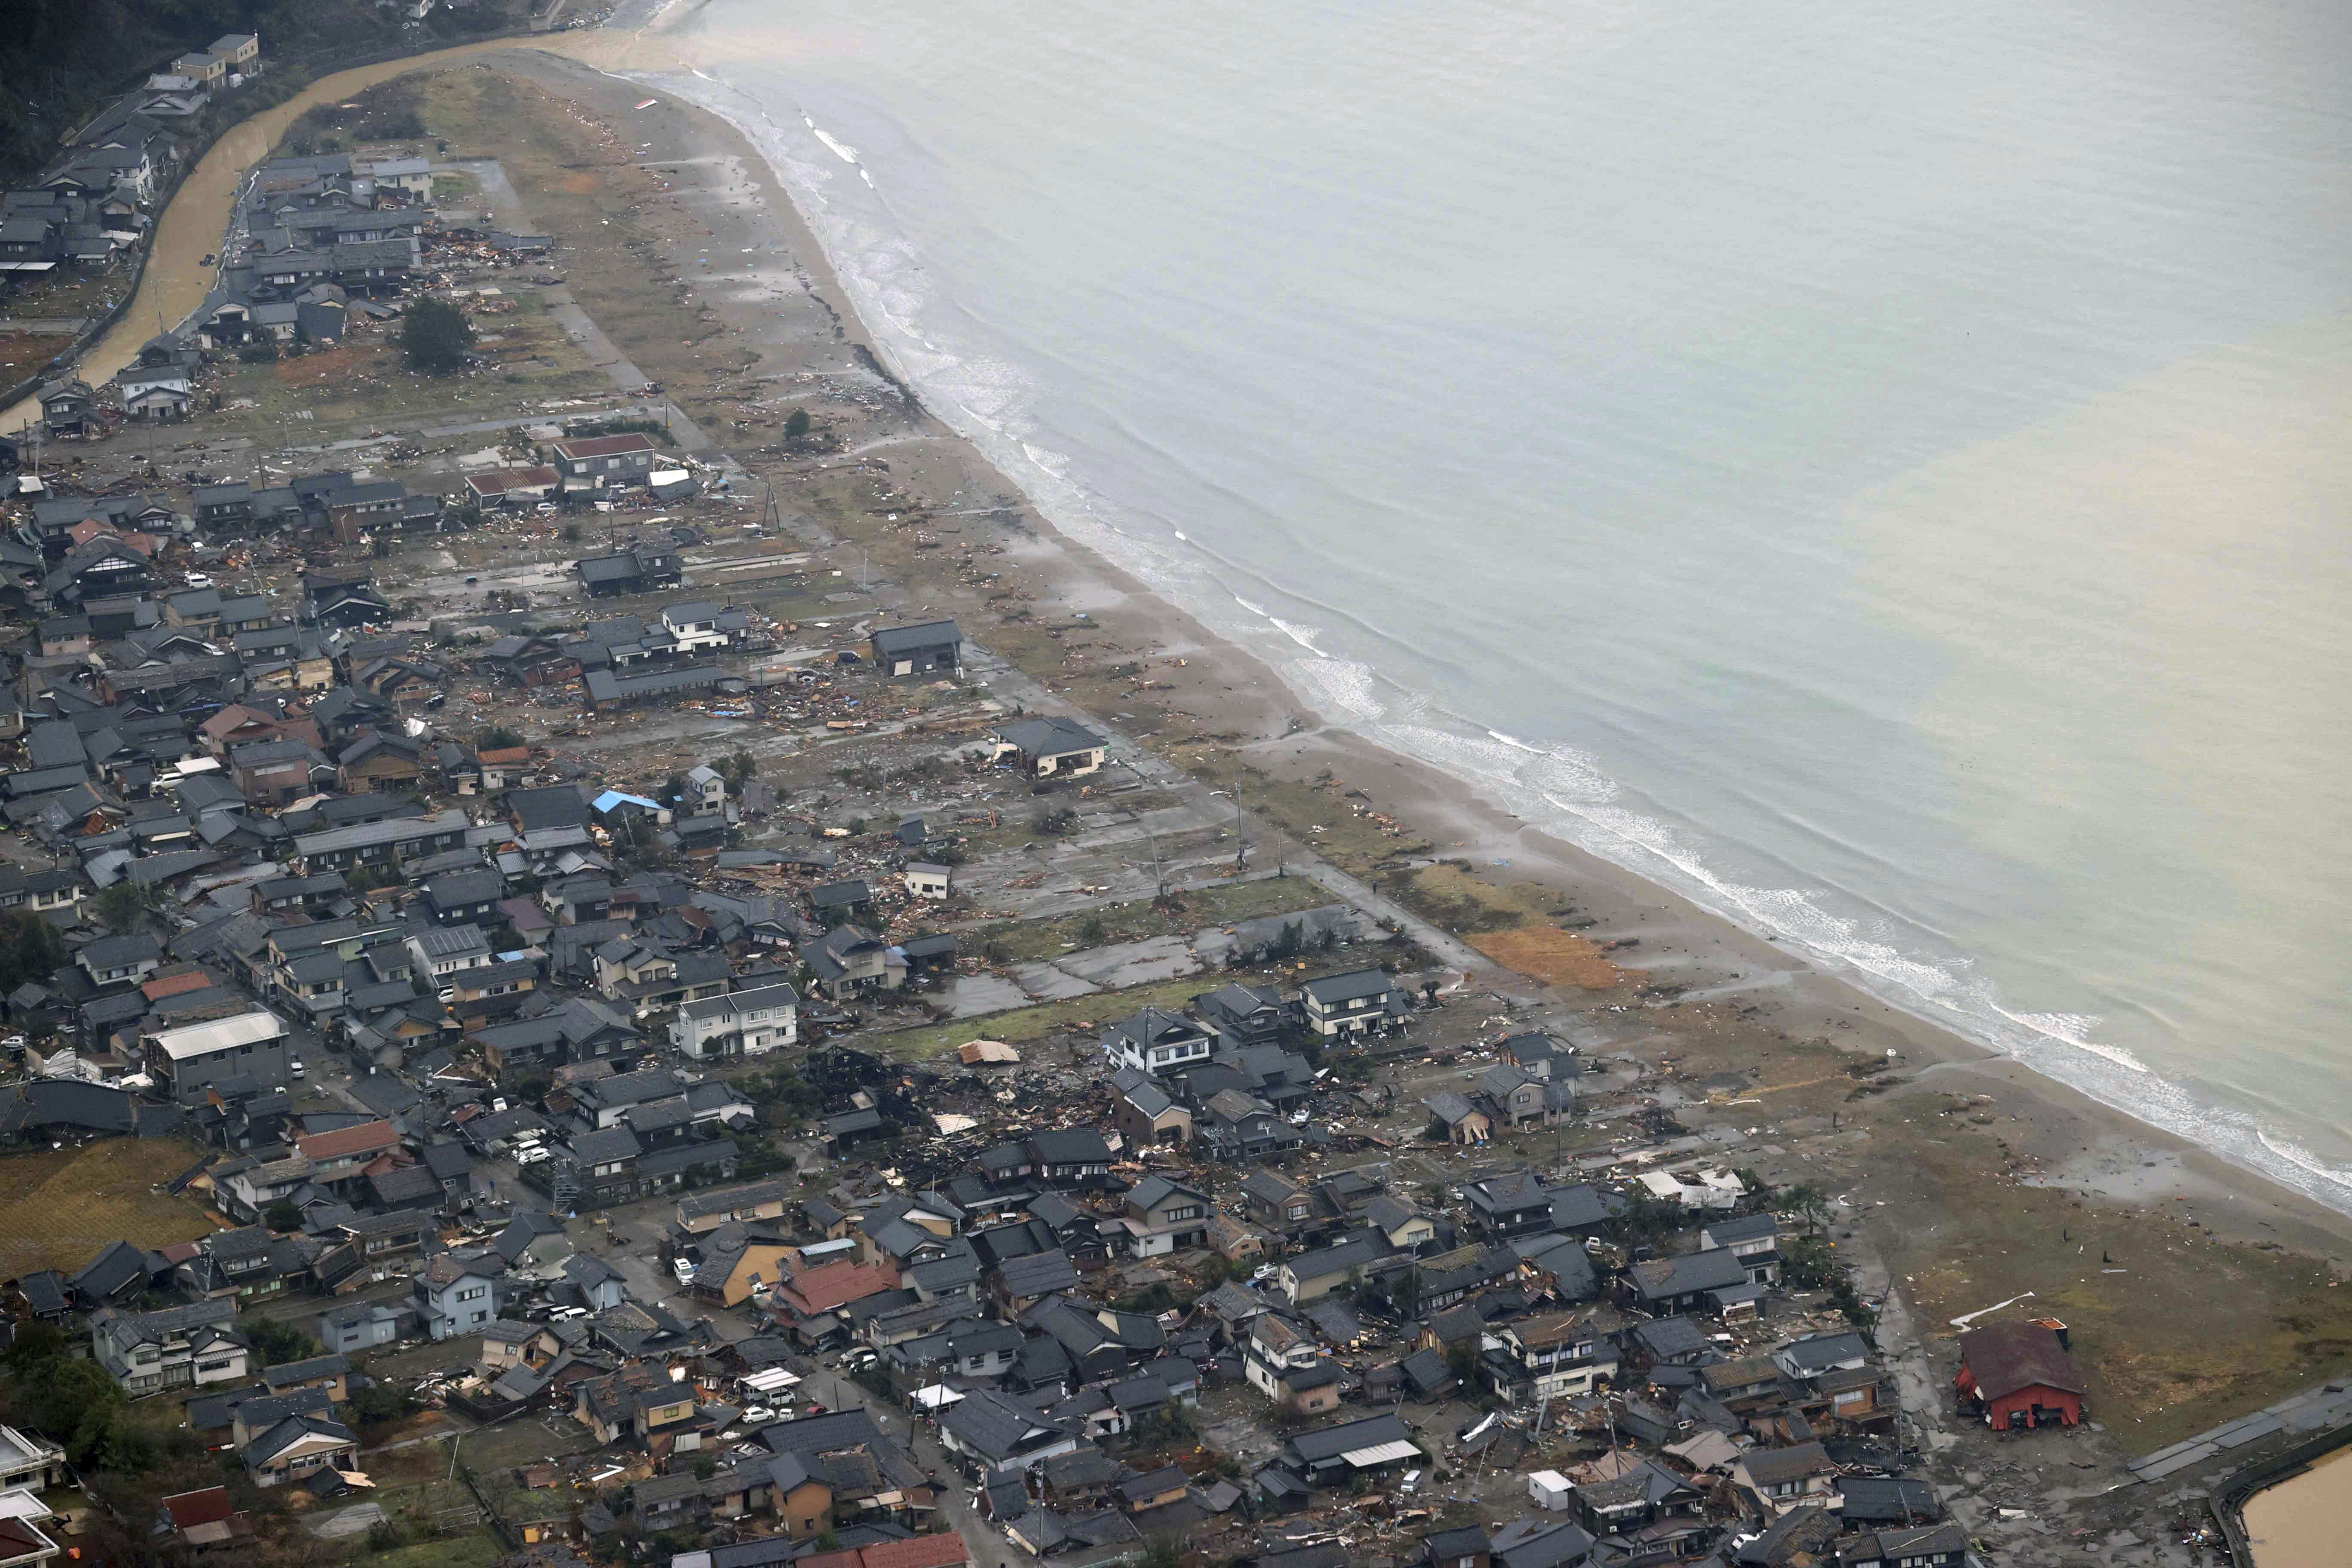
{"left": 0, "top": 23, "right": 2345, "bottom": 1568}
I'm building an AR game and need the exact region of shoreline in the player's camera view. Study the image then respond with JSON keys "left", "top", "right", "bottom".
{"left": 571, "top": 39, "right": 2352, "bottom": 1262}
{"left": 41, "top": 23, "right": 2352, "bottom": 1452}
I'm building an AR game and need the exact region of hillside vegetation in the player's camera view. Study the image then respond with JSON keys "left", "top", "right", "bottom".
{"left": 0, "top": 0, "right": 517, "bottom": 185}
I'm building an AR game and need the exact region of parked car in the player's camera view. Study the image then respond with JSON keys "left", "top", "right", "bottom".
{"left": 289, "top": 1057, "right": 304, "bottom": 1079}
{"left": 672, "top": 1258, "right": 697, "bottom": 1286}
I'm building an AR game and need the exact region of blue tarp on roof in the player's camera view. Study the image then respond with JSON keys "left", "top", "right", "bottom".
{"left": 591, "top": 790, "right": 662, "bottom": 814}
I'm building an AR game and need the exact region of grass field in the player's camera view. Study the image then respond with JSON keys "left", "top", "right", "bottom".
{"left": 0, "top": 1137, "right": 218, "bottom": 1277}
{"left": 359, "top": 1530, "right": 502, "bottom": 1568}
{"left": 969, "top": 877, "right": 1338, "bottom": 965}
{"left": 1389, "top": 863, "right": 1635, "bottom": 990}
{"left": 871, "top": 975, "right": 1213, "bottom": 1063}
{"left": 1884, "top": 1107, "right": 2352, "bottom": 1453}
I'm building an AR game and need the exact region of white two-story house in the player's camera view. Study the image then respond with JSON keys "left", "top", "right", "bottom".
{"left": 670, "top": 982, "right": 799, "bottom": 1061}
{"left": 1102, "top": 1007, "right": 1216, "bottom": 1078}
{"left": 90, "top": 1301, "right": 250, "bottom": 1396}
{"left": 661, "top": 602, "right": 732, "bottom": 656}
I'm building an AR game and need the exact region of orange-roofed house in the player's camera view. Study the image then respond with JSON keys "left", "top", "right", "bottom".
{"left": 769, "top": 1259, "right": 897, "bottom": 1322}
{"left": 142, "top": 968, "right": 216, "bottom": 1002}
{"left": 296, "top": 1121, "right": 402, "bottom": 1188}
{"left": 858, "top": 1533, "right": 972, "bottom": 1568}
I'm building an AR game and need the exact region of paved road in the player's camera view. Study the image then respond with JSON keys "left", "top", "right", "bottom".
{"left": 794, "top": 1358, "right": 1013, "bottom": 1568}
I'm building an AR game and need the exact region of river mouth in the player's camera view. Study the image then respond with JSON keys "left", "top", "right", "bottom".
{"left": 2242, "top": 1446, "right": 2352, "bottom": 1568}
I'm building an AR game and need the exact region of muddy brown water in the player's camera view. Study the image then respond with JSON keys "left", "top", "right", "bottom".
{"left": 2242, "top": 1446, "right": 2352, "bottom": 1568}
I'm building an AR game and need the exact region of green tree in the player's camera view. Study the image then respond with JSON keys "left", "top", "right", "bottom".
{"left": 92, "top": 882, "right": 151, "bottom": 932}
{"left": 1, "top": 1322, "right": 66, "bottom": 1376}
{"left": 69, "top": 1403, "right": 155, "bottom": 1473}
{"left": 1779, "top": 1182, "right": 1833, "bottom": 1237}
{"left": 479, "top": 725, "right": 526, "bottom": 752}
{"left": 400, "top": 297, "right": 476, "bottom": 374}
{"left": 0, "top": 916, "right": 63, "bottom": 993}
{"left": 19, "top": 1353, "right": 120, "bottom": 1437}
{"left": 784, "top": 408, "right": 812, "bottom": 440}
{"left": 237, "top": 1314, "right": 320, "bottom": 1368}
{"left": 351, "top": 1384, "right": 416, "bottom": 1424}
{"left": 263, "top": 1200, "right": 303, "bottom": 1233}
{"left": 1078, "top": 914, "right": 1108, "bottom": 946}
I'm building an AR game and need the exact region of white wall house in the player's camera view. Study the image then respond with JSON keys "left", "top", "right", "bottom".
{"left": 670, "top": 983, "right": 799, "bottom": 1060}
{"left": 90, "top": 1302, "right": 249, "bottom": 1396}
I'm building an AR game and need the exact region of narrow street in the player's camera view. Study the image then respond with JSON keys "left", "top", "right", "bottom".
{"left": 791, "top": 1359, "right": 1016, "bottom": 1568}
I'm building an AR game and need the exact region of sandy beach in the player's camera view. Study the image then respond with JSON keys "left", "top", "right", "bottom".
{"left": 46, "top": 16, "right": 2352, "bottom": 1461}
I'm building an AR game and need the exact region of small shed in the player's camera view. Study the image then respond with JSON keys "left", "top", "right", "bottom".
{"left": 1527, "top": 1470, "right": 1574, "bottom": 1512}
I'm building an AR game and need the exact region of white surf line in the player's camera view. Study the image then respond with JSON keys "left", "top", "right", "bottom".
{"left": 1950, "top": 1291, "right": 2035, "bottom": 1329}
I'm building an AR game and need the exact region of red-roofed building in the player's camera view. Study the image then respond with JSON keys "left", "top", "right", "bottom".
{"left": 858, "top": 1533, "right": 972, "bottom": 1568}
{"left": 464, "top": 466, "right": 561, "bottom": 507}
{"left": 769, "top": 1259, "right": 897, "bottom": 1320}
{"left": 0, "top": 1513, "right": 59, "bottom": 1568}
{"left": 143, "top": 968, "right": 214, "bottom": 1002}
{"left": 296, "top": 1120, "right": 401, "bottom": 1183}
{"left": 159, "top": 1485, "right": 252, "bottom": 1549}
{"left": 1956, "top": 1320, "right": 2086, "bottom": 1430}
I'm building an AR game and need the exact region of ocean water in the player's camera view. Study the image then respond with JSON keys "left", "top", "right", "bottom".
{"left": 625, "top": 0, "right": 2352, "bottom": 1207}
